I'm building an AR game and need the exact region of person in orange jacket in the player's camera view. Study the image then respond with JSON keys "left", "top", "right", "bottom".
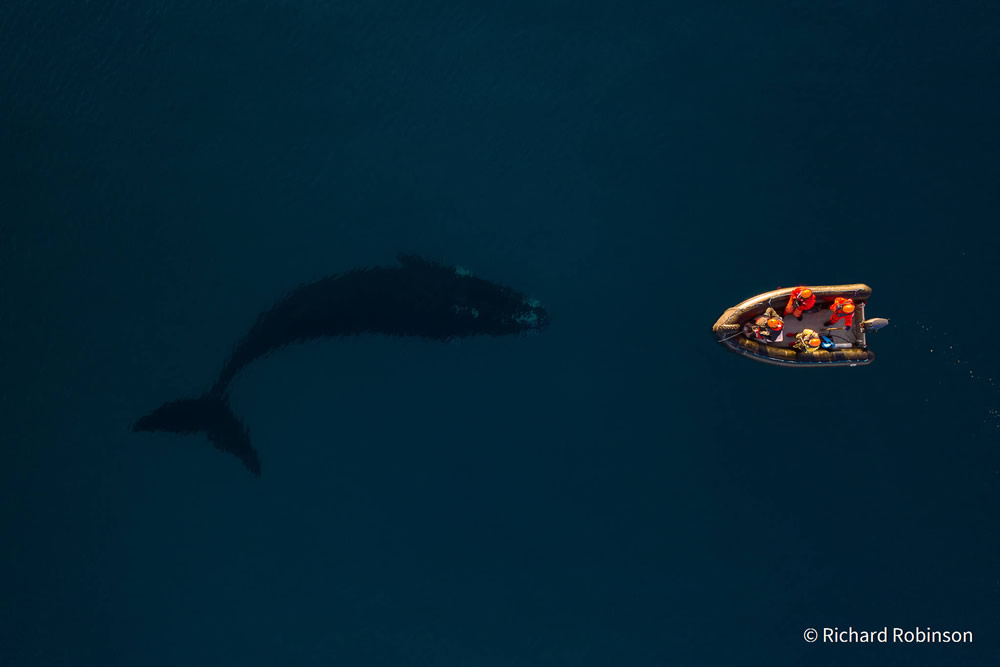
{"left": 826, "top": 297, "right": 856, "bottom": 329}
{"left": 783, "top": 286, "right": 816, "bottom": 321}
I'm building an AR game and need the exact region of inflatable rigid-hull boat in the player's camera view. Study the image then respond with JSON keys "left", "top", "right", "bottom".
{"left": 712, "top": 284, "right": 887, "bottom": 367}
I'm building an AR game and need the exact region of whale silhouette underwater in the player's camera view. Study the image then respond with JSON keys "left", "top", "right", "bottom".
{"left": 133, "top": 254, "right": 550, "bottom": 474}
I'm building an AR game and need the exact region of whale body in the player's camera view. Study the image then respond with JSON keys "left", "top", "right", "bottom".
{"left": 133, "top": 254, "right": 549, "bottom": 474}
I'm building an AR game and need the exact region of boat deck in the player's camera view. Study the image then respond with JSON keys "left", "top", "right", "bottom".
{"left": 712, "top": 284, "right": 875, "bottom": 367}
{"left": 768, "top": 304, "right": 856, "bottom": 349}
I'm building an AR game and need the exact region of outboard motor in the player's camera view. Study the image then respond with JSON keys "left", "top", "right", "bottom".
{"left": 861, "top": 318, "right": 889, "bottom": 333}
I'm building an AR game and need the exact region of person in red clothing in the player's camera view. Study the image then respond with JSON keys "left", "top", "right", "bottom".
{"left": 783, "top": 286, "right": 816, "bottom": 321}
{"left": 826, "top": 297, "right": 856, "bottom": 329}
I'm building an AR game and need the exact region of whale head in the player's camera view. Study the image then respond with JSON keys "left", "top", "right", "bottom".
{"left": 510, "top": 296, "right": 550, "bottom": 333}
{"left": 450, "top": 276, "right": 550, "bottom": 336}
{"left": 396, "top": 254, "right": 550, "bottom": 338}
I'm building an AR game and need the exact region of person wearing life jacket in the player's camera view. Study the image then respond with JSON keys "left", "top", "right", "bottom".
{"left": 783, "top": 286, "right": 816, "bottom": 321}
{"left": 743, "top": 307, "right": 784, "bottom": 343}
{"left": 792, "top": 328, "right": 823, "bottom": 353}
{"left": 825, "top": 297, "right": 856, "bottom": 329}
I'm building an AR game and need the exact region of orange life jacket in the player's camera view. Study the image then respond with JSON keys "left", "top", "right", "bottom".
{"left": 831, "top": 297, "right": 855, "bottom": 315}
{"left": 789, "top": 287, "right": 816, "bottom": 309}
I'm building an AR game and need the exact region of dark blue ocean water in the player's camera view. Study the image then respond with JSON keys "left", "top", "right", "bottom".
{"left": 2, "top": 1, "right": 998, "bottom": 665}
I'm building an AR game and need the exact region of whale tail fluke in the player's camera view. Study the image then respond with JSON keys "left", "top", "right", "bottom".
{"left": 132, "top": 394, "right": 261, "bottom": 476}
